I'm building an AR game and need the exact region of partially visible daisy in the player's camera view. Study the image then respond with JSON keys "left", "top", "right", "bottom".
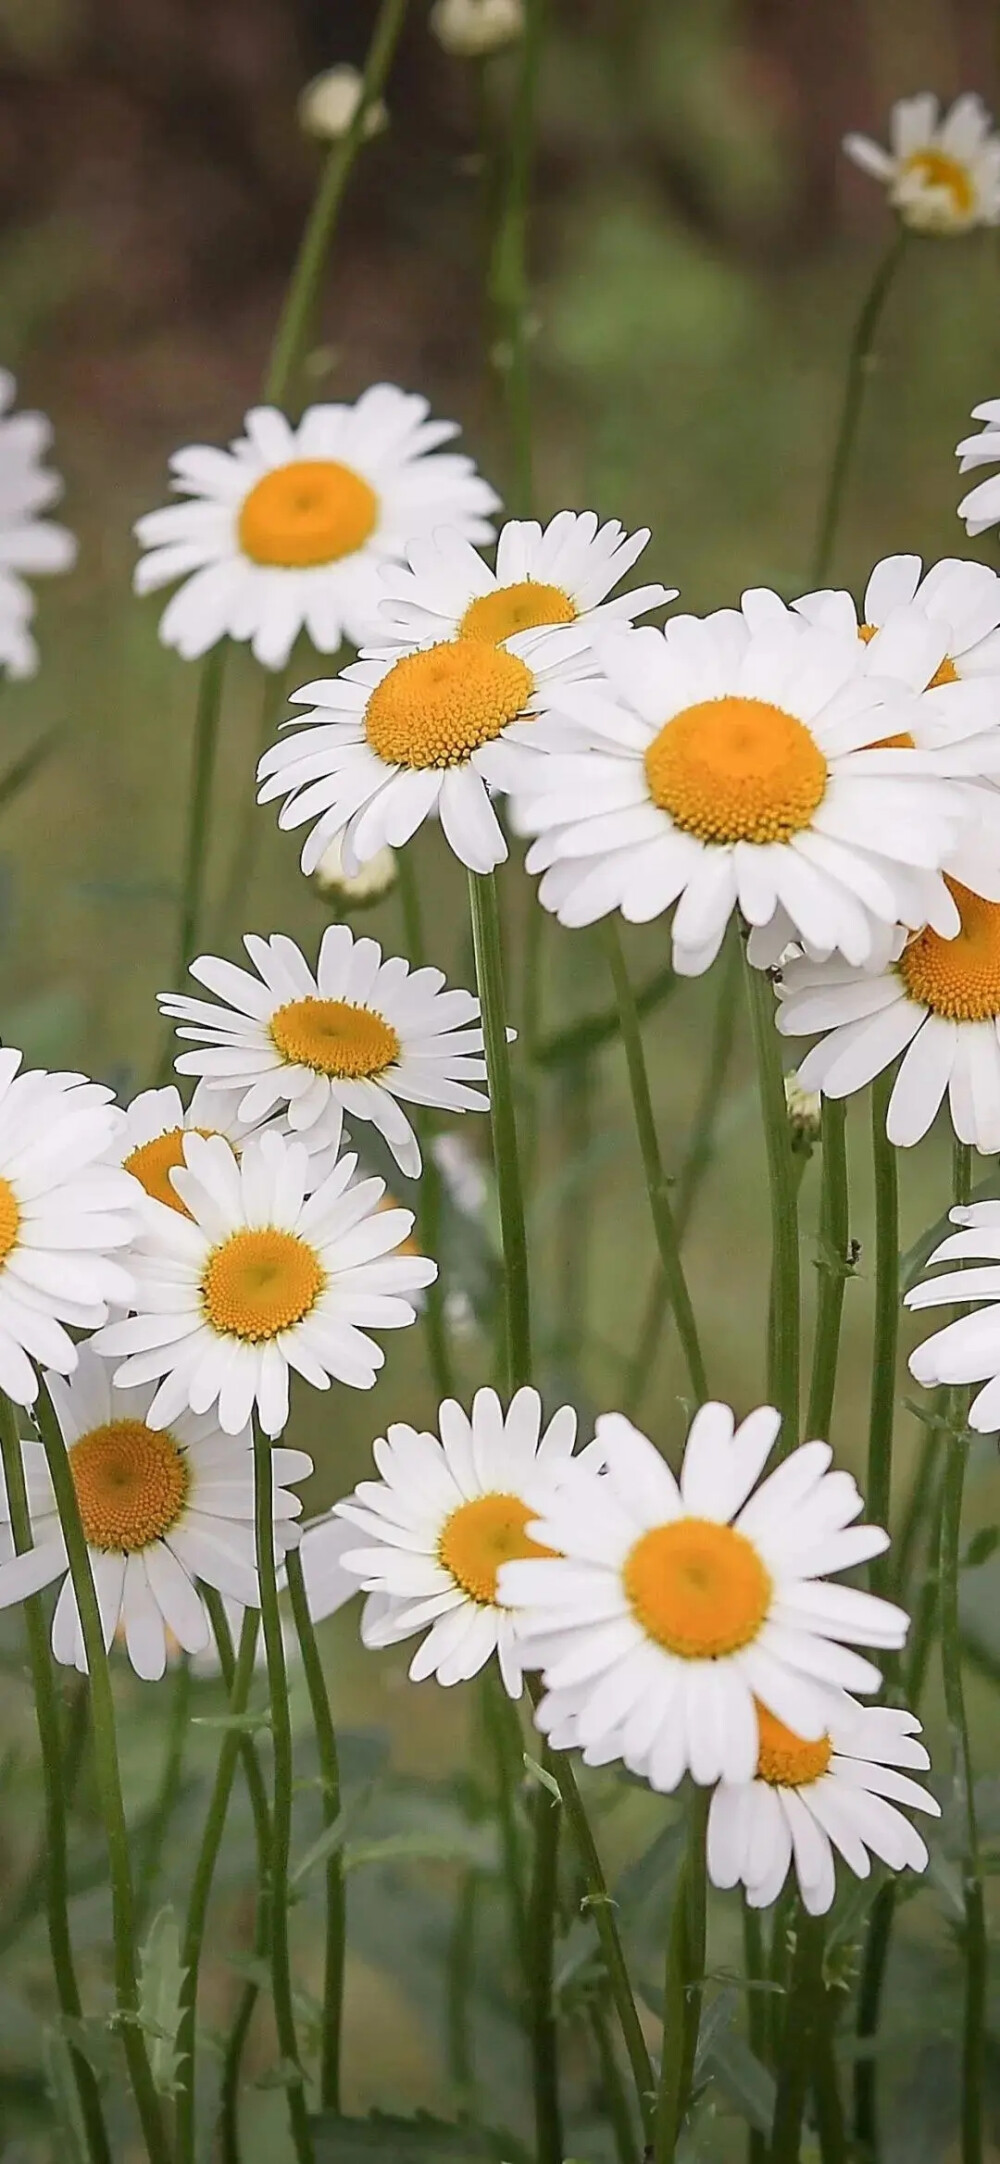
{"left": 93, "top": 1130, "right": 435, "bottom": 1436}
{"left": 297, "top": 1508, "right": 365, "bottom": 1623}
{"left": 159, "top": 926, "right": 489, "bottom": 1179}
{"left": 957, "top": 400, "right": 1000, "bottom": 537}
{"left": 794, "top": 554, "right": 1000, "bottom": 691}
{"left": 906, "top": 1203, "right": 1000, "bottom": 1430}
{"left": 501, "top": 1401, "right": 908, "bottom": 1790}
{"left": 843, "top": 93, "right": 1000, "bottom": 234}
{"left": 334, "top": 1387, "right": 582, "bottom": 1695}
{"left": 133, "top": 387, "right": 499, "bottom": 669}
{"left": 313, "top": 833, "right": 397, "bottom": 908}
{"left": 0, "top": 370, "right": 76, "bottom": 680}
{"left": 375, "top": 515, "right": 675, "bottom": 655}
{"left": 707, "top": 1696, "right": 938, "bottom": 1914}
{"left": 114, "top": 1080, "right": 281, "bottom": 1215}
{"left": 257, "top": 621, "right": 594, "bottom": 876}
{"left": 431, "top": 0, "right": 524, "bottom": 56}
{"left": 0, "top": 1349, "right": 310, "bottom": 1680}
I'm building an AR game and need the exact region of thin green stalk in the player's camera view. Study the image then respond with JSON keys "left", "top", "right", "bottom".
{"left": 743, "top": 952, "right": 799, "bottom": 1450}
{"left": 285, "top": 1546, "right": 344, "bottom": 2112}
{"left": 397, "top": 847, "right": 456, "bottom": 1400}
{"left": 867, "top": 1070, "right": 899, "bottom": 1596}
{"left": 654, "top": 1789, "right": 708, "bottom": 2162}
{"left": 519, "top": 892, "right": 545, "bottom": 1194}
{"left": 554, "top": 1057, "right": 592, "bottom": 1382}
{"left": 0, "top": 1396, "right": 111, "bottom": 2164}
{"left": 0, "top": 1676, "right": 89, "bottom": 1959}
{"left": 135, "top": 1655, "right": 193, "bottom": 1932}
{"left": 811, "top": 231, "right": 907, "bottom": 584}
{"left": 468, "top": 869, "right": 532, "bottom": 1389}
{"left": 526, "top": 1755, "right": 563, "bottom": 2164}
{"left": 446, "top": 1872, "right": 479, "bottom": 2105}
{"left": 892, "top": 1419, "right": 939, "bottom": 1599}
{"left": 805, "top": 1100, "right": 849, "bottom": 1442}
{"left": 742, "top": 1902, "right": 767, "bottom": 2164}
{"left": 588, "top": 1998, "right": 641, "bottom": 2164}
{"left": 33, "top": 1389, "right": 170, "bottom": 2164}
{"left": 483, "top": 1673, "right": 529, "bottom": 1979}
{"left": 216, "top": 665, "right": 292, "bottom": 943}
{"left": 487, "top": 0, "right": 544, "bottom": 513}
{"left": 770, "top": 1912, "right": 826, "bottom": 2163}
{"left": 603, "top": 920, "right": 708, "bottom": 1406}
{"left": 155, "top": 639, "right": 228, "bottom": 1079}
{"left": 201, "top": 1588, "right": 274, "bottom": 2164}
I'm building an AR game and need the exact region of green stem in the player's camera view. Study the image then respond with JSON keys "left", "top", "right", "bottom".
{"left": 526, "top": 1753, "right": 563, "bottom": 2164}
{"left": 770, "top": 1912, "right": 826, "bottom": 2163}
{"left": 156, "top": 639, "right": 228, "bottom": 1079}
{"left": 554, "top": 1057, "right": 593, "bottom": 1382}
{"left": 603, "top": 920, "right": 708, "bottom": 1406}
{"left": 483, "top": 1674, "right": 529, "bottom": 1980}
{"left": 397, "top": 848, "right": 456, "bottom": 1400}
{"left": 587, "top": 1998, "right": 641, "bottom": 2164}
{"left": 33, "top": 1389, "right": 170, "bottom": 2164}
{"left": 467, "top": 869, "right": 532, "bottom": 1390}
{"left": 487, "top": 0, "right": 544, "bottom": 513}
{"left": 0, "top": 1397, "right": 110, "bottom": 2164}
{"left": 742, "top": 1902, "right": 767, "bottom": 2164}
{"left": 135, "top": 1656, "right": 193, "bottom": 1932}
{"left": 446, "top": 1872, "right": 479, "bottom": 2106}
{"left": 805, "top": 1100, "right": 848, "bottom": 1442}
{"left": 653, "top": 1788, "right": 708, "bottom": 2162}
{"left": 202, "top": 1588, "right": 274, "bottom": 2164}
{"left": 286, "top": 1546, "right": 345, "bottom": 2112}
{"left": 867, "top": 1070, "right": 899, "bottom": 1595}
{"left": 743, "top": 951, "right": 799, "bottom": 1450}
{"left": 811, "top": 1983, "right": 847, "bottom": 2163}
{"left": 893, "top": 1418, "right": 939, "bottom": 1599}
{"left": 216, "top": 664, "right": 293, "bottom": 943}
{"left": 810, "top": 230, "right": 907, "bottom": 585}
{"left": 0, "top": 1676, "right": 89, "bottom": 1960}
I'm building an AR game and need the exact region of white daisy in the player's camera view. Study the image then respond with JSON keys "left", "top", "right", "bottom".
{"left": 133, "top": 386, "right": 500, "bottom": 670}
{"left": 843, "top": 92, "right": 1000, "bottom": 234}
{"left": 159, "top": 926, "right": 489, "bottom": 1179}
{"left": 795, "top": 553, "right": 1000, "bottom": 689}
{"left": 313, "top": 832, "right": 397, "bottom": 907}
{"left": 374, "top": 514, "right": 675, "bottom": 655}
{"left": 431, "top": 0, "right": 524, "bottom": 57}
{"left": 500, "top": 611, "right": 969, "bottom": 974}
{"left": 91, "top": 1128, "right": 435, "bottom": 1436}
{"left": 0, "top": 370, "right": 76, "bottom": 680}
{"left": 777, "top": 880, "right": 1000, "bottom": 1153}
{"left": 334, "top": 1386, "right": 584, "bottom": 1695}
{"left": 707, "top": 1696, "right": 938, "bottom": 1915}
{"left": 296, "top": 1509, "right": 362, "bottom": 1624}
{"left": 500, "top": 1401, "right": 909, "bottom": 1790}
{"left": 0, "top": 1348, "right": 310, "bottom": 1681}
{"left": 956, "top": 399, "right": 1000, "bottom": 537}
{"left": 905, "top": 1202, "right": 1000, "bottom": 1431}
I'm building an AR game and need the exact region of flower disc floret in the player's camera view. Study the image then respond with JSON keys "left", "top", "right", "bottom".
{"left": 365, "top": 642, "right": 534, "bottom": 769}
{"left": 459, "top": 581, "right": 577, "bottom": 643}
{"left": 643, "top": 695, "right": 828, "bottom": 845}
{"left": 755, "top": 1701, "right": 831, "bottom": 1786}
{"left": 202, "top": 1228, "right": 325, "bottom": 1342}
{"left": 269, "top": 996, "right": 400, "bottom": 1079}
{"left": 623, "top": 1517, "right": 772, "bottom": 1657}
{"left": 438, "top": 1492, "right": 553, "bottom": 1604}
{"left": 125, "top": 1126, "right": 215, "bottom": 1214}
{"left": 238, "top": 459, "right": 377, "bottom": 567}
{"left": 897, "top": 881, "right": 1000, "bottom": 1020}
{"left": 70, "top": 1419, "right": 189, "bottom": 1551}
{"left": 0, "top": 1179, "right": 20, "bottom": 1266}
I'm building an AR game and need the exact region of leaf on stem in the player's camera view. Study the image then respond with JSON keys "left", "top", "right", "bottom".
{"left": 137, "top": 1907, "right": 187, "bottom": 2097}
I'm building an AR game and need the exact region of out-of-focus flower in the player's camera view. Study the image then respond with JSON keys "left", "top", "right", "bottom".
{"left": 313, "top": 833, "right": 398, "bottom": 908}
{"left": 907, "top": 1202, "right": 1000, "bottom": 1430}
{"left": 0, "top": 370, "right": 76, "bottom": 680}
{"left": 433, "top": 1131, "right": 487, "bottom": 1217}
{"left": 784, "top": 1071, "right": 822, "bottom": 1153}
{"left": 375, "top": 513, "right": 675, "bottom": 655}
{"left": 297, "top": 65, "right": 388, "bottom": 143}
{"left": 843, "top": 93, "right": 1000, "bottom": 234}
{"left": 430, "top": 0, "right": 524, "bottom": 58}
{"left": 957, "top": 400, "right": 1000, "bottom": 537}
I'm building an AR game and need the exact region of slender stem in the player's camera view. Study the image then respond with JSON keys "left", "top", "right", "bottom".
{"left": 202, "top": 1589, "right": 274, "bottom": 2164}
{"left": 0, "top": 1675, "right": 89, "bottom": 1959}
{"left": 216, "top": 665, "right": 292, "bottom": 942}
{"left": 654, "top": 1789, "right": 708, "bottom": 2162}
{"left": 812, "top": 1987, "right": 847, "bottom": 2163}
{"left": 135, "top": 1656, "right": 193, "bottom": 1932}
{"left": 468, "top": 869, "right": 532, "bottom": 1390}
{"left": 554, "top": 1058, "right": 592, "bottom": 1381}
{"left": 526, "top": 1754, "right": 563, "bottom": 2164}
{"left": 805, "top": 1099, "right": 849, "bottom": 1442}
{"left": 742, "top": 1901, "right": 767, "bottom": 2164}
{"left": 893, "top": 1418, "right": 939, "bottom": 1599}
{"left": 743, "top": 952, "right": 799, "bottom": 1450}
{"left": 397, "top": 848, "right": 456, "bottom": 1400}
{"left": 867, "top": 1070, "right": 899, "bottom": 1595}
{"left": 33, "top": 1389, "right": 170, "bottom": 2164}
{"left": 156, "top": 640, "right": 228, "bottom": 1079}
{"left": 603, "top": 920, "right": 708, "bottom": 1405}
{"left": 519, "top": 894, "right": 545, "bottom": 1194}
{"left": 0, "top": 1396, "right": 111, "bottom": 2164}
{"left": 285, "top": 1546, "right": 345, "bottom": 2112}
{"left": 770, "top": 1912, "right": 826, "bottom": 2164}
{"left": 483, "top": 1673, "right": 529, "bottom": 1979}
{"left": 487, "top": 0, "right": 544, "bottom": 513}
{"left": 588, "top": 1998, "right": 641, "bottom": 2164}
{"left": 446, "top": 1872, "right": 479, "bottom": 2105}
{"left": 811, "top": 230, "right": 907, "bottom": 584}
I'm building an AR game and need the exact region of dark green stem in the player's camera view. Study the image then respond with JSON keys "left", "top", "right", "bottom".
{"left": 588, "top": 1998, "right": 641, "bottom": 2164}
{"left": 653, "top": 1788, "right": 708, "bottom": 2162}
{"left": 770, "top": 1912, "right": 826, "bottom": 2163}
{"left": 743, "top": 952, "right": 799, "bottom": 1450}
{"left": 397, "top": 848, "right": 456, "bottom": 1400}
{"left": 483, "top": 1674, "right": 529, "bottom": 1980}
{"left": 805, "top": 1099, "right": 848, "bottom": 1442}
{"left": 867, "top": 1070, "right": 899, "bottom": 1594}
{"left": 202, "top": 1589, "right": 274, "bottom": 2164}
{"left": 811, "top": 231, "right": 907, "bottom": 584}
{"left": 135, "top": 1656, "right": 193, "bottom": 1932}
{"left": 286, "top": 1546, "right": 345, "bottom": 2112}
{"left": 742, "top": 1902, "right": 768, "bottom": 2164}
{"left": 468, "top": 869, "right": 532, "bottom": 1390}
{"left": 526, "top": 1753, "right": 563, "bottom": 2164}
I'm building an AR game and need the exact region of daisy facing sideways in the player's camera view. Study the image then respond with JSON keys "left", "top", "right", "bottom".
{"left": 160, "top": 925, "right": 489, "bottom": 1179}
{"left": 92, "top": 1129, "right": 435, "bottom": 1437}
{"left": 843, "top": 92, "right": 1000, "bottom": 234}
{"left": 957, "top": 399, "right": 1000, "bottom": 538}
{"left": 114, "top": 1078, "right": 314, "bottom": 1215}
{"left": 500, "top": 1401, "right": 909, "bottom": 1790}
{"left": 0, "top": 369, "right": 76, "bottom": 680}
{"left": 707, "top": 1697, "right": 938, "bottom": 1914}
{"left": 374, "top": 513, "right": 675, "bottom": 654}
{"left": 133, "top": 385, "right": 499, "bottom": 669}
{"left": 906, "top": 1202, "right": 1000, "bottom": 1432}
{"left": 0, "top": 1349, "right": 310, "bottom": 1680}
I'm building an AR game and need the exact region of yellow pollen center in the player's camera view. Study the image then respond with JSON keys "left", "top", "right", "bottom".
{"left": 70, "top": 1420, "right": 189, "bottom": 1552}
{"left": 459, "top": 581, "right": 577, "bottom": 644}
{"left": 269, "top": 996, "right": 400, "bottom": 1080}
{"left": 438, "top": 1492, "right": 555, "bottom": 1605}
{"left": 0, "top": 1177, "right": 21, "bottom": 1268}
{"left": 623, "top": 1517, "right": 772, "bottom": 1658}
{"left": 237, "top": 459, "right": 378, "bottom": 568}
{"left": 755, "top": 1700, "right": 832, "bottom": 1787}
{"left": 202, "top": 1227, "right": 324, "bottom": 1341}
{"left": 899, "top": 148, "right": 975, "bottom": 217}
{"left": 365, "top": 641, "right": 535, "bottom": 769}
{"left": 860, "top": 622, "right": 959, "bottom": 701}
{"left": 898, "top": 878, "right": 1000, "bottom": 1021}
{"left": 644, "top": 696, "right": 827, "bottom": 845}
{"left": 124, "top": 1126, "right": 218, "bottom": 1216}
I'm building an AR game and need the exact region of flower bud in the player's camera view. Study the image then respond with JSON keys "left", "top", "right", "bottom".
{"left": 298, "top": 65, "right": 388, "bottom": 143}
{"left": 784, "top": 1071, "right": 822, "bottom": 1154}
{"left": 313, "top": 834, "right": 397, "bottom": 908}
{"left": 430, "top": 0, "right": 525, "bottom": 59}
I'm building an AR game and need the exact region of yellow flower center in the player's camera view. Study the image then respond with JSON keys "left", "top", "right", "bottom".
{"left": 623, "top": 1516, "right": 772, "bottom": 1658}
{"left": 459, "top": 581, "right": 577, "bottom": 644}
{"left": 237, "top": 459, "right": 378, "bottom": 568}
{"left": 438, "top": 1492, "right": 554, "bottom": 1605}
{"left": 644, "top": 696, "right": 827, "bottom": 845}
{"left": 898, "top": 879, "right": 1000, "bottom": 1021}
{"left": 365, "top": 642, "right": 535, "bottom": 769}
{"left": 269, "top": 996, "right": 400, "bottom": 1079}
{"left": 755, "top": 1700, "right": 832, "bottom": 1788}
{"left": 859, "top": 620, "right": 958, "bottom": 703}
{"left": 202, "top": 1228, "right": 324, "bottom": 1341}
{"left": 70, "top": 1420, "right": 189, "bottom": 1552}
{"left": 124, "top": 1127, "right": 218, "bottom": 1216}
{"left": 0, "top": 1177, "right": 21, "bottom": 1268}
{"left": 898, "top": 148, "right": 975, "bottom": 218}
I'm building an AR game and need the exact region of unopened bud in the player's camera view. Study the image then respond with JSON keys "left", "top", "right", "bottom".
{"left": 298, "top": 65, "right": 389, "bottom": 143}
{"left": 784, "top": 1072, "right": 822, "bottom": 1154}
{"left": 313, "top": 834, "right": 397, "bottom": 908}
{"left": 430, "top": 0, "right": 525, "bottom": 58}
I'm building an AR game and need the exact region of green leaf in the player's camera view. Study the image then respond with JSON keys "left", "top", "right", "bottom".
{"left": 0, "top": 730, "right": 57, "bottom": 814}
{"left": 192, "top": 1706, "right": 272, "bottom": 1734}
{"left": 963, "top": 1526, "right": 1000, "bottom": 1571}
{"left": 137, "top": 1907, "right": 187, "bottom": 2097}
{"left": 308, "top": 2111, "right": 513, "bottom": 2160}
{"left": 533, "top": 961, "right": 677, "bottom": 1068}
{"left": 342, "top": 1828, "right": 496, "bottom": 1875}
{"left": 255, "top": 2056, "right": 305, "bottom": 2091}
{"left": 290, "top": 1781, "right": 377, "bottom": 1887}
{"left": 700, "top": 2024, "right": 775, "bottom": 2134}
{"left": 614, "top": 1814, "right": 685, "bottom": 1918}
{"left": 522, "top": 1753, "right": 561, "bottom": 1803}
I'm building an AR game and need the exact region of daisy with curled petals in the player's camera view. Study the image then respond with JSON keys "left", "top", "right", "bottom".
{"left": 133, "top": 386, "right": 499, "bottom": 670}
{"left": 256, "top": 622, "right": 594, "bottom": 877}
{"left": 500, "top": 611, "right": 968, "bottom": 974}
{"left": 906, "top": 1202, "right": 1000, "bottom": 1432}
{"left": 92, "top": 1129, "right": 436, "bottom": 1437}
{"left": 159, "top": 926, "right": 489, "bottom": 1179}
{"left": 956, "top": 399, "right": 1000, "bottom": 537}
{"left": 0, "top": 1348, "right": 310, "bottom": 1681}
{"left": 374, "top": 513, "right": 676, "bottom": 655}
{"left": 844, "top": 93, "right": 1000, "bottom": 234}
{"left": 500, "top": 1401, "right": 909, "bottom": 1791}
{"left": 0, "top": 370, "right": 76, "bottom": 680}
{"left": 334, "top": 1387, "right": 583, "bottom": 1695}
{"left": 707, "top": 1697, "right": 938, "bottom": 1915}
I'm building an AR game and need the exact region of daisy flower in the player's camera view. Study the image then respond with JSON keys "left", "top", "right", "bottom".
{"left": 313, "top": 833, "right": 397, "bottom": 907}
{"left": 256, "top": 621, "right": 594, "bottom": 876}
{"left": 956, "top": 400, "right": 1000, "bottom": 537}
{"left": 334, "top": 1386, "right": 583, "bottom": 1695}
{"left": 0, "top": 370, "right": 76, "bottom": 680}
{"left": 0, "top": 1349, "right": 310, "bottom": 1681}
{"left": 794, "top": 554, "right": 1000, "bottom": 693}
{"left": 133, "top": 386, "right": 500, "bottom": 670}
{"left": 500, "top": 611, "right": 968, "bottom": 974}
{"left": 707, "top": 1696, "right": 938, "bottom": 1915}
{"left": 906, "top": 1202, "right": 1000, "bottom": 1431}
{"left": 500, "top": 1401, "right": 909, "bottom": 1790}
{"left": 374, "top": 514, "right": 675, "bottom": 655}
{"left": 159, "top": 926, "right": 489, "bottom": 1179}
{"left": 843, "top": 93, "right": 1000, "bottom": 234}
{"left": 92, "top": 1129, "right": 435, "bottom": 1437}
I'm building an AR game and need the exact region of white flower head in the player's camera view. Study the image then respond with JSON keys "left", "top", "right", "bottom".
{"left": 314, "top": 832, "right": 397, "bottom": 907}
{"left": 114, "top": 1079, "right": 312, "bottom": 1214}
{"left": 335, "top": 1386, "right": 584, "bottom": 1696}
{"left": 297, "top": 1509, "right": 361, "bottom": 1624}
{"left": 92, "top": 1129, "right": 436, "bottom": 1437}
{"left": 844, "top": 93, "right": 1000, "bottom": 234}
{"left": 501, "top": 1401, "right": 909, "bottom": 1790}
{"left": 707, "top": 1696, "right": 939, "bottom": 1915}
{"left": 298, "top": 65, "right": 388, "bottom": 143}
{"left": 0, "top": 1348, "right": 310, "bottom": 1680}
{"left": 160, "top": 927, "right": 489, "bottom": 1179}
{"left": 431, "top": 0, "right": 524, "bottom": 57}
{"left": 133, "top": 386, "right": 499, "bottom": 670}
{"left": 906, "top": 1201, "right": 1000, "bottom": 1431}
{"left": 0, "top": 370, "right": 76, "bottom": 681}
{"left": 956, "top": 399, "right": 1000, "bottom": 537}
